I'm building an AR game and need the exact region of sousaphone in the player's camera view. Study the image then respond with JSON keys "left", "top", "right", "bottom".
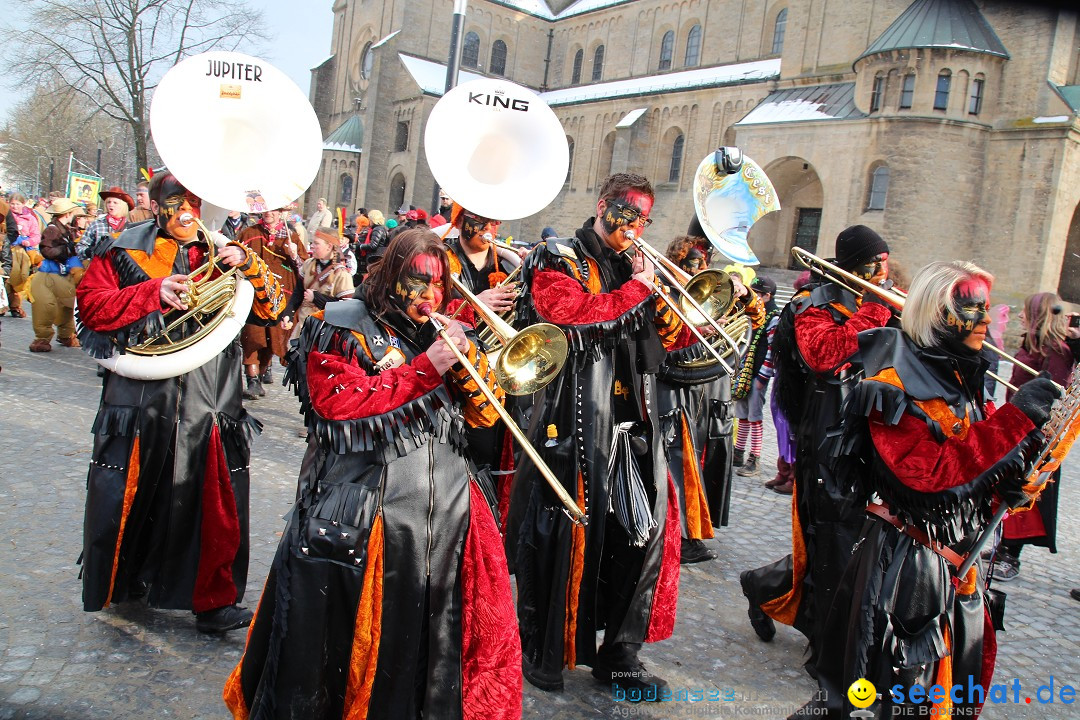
{"left": 424, "top": 78, "right": 571, "bottom": 394}
{"left": 90, "top": 51, "right": 322, "bottom": 380}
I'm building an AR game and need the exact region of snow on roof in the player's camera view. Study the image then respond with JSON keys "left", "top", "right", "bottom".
{"left": 737, "top": 83, "right": 865, "bottom": 125}
{"left": 539, "top": 59, "right": 780, "bottom": 106}
{"left": 615, "top": 108, "right": 647, "bottom": 127}
{"left": 398, "top": 53, "right": 486, "bottom": 96}
{"left": 1032, "top": 116, "right": 1070, "bottom": 124}
{"left": 490, "top": 0, "right": 633, "bottom": 21}
{"left": 372, "top": 30, "right": 400, "bottom": 49}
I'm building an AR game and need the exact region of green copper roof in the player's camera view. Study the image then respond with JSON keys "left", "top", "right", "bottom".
{"left": 857, "top": 0, "right": 1009, "bottom": 63}
{"left": 323, "top": 115, "right": 364, "bottom": 154}
{"left": 1056, "top": 85, "right": 1080, "bottom": 114}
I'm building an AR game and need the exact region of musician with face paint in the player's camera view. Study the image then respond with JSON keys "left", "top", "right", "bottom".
{"left": 508, "top": 173, "right": 697, "bottom": 696}
{"left": 75, "top": 169, "right": 288, "bottom": 633}
{"left": 798, "top": 261, "right": 1060, "bottom": 719}
{"left": 225, "top": 228, "right": 522, "bottom": 720}
{"left": 739, "top": 224, "right": 898, "bottom": 663}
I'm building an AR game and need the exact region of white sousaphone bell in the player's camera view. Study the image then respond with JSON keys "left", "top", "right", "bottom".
{"left": 92, "top": 51, "right": 323, "bottom": 380}
{"left": 425, "top": 78, "right": 569, "bottom": 221}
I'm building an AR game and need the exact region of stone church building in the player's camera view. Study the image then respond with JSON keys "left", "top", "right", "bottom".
{"left": 307, "top": 0, "right": 1080, "bottom": 303}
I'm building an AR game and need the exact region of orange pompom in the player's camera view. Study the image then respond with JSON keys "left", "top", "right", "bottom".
{"left": 489, "top": 271, "right": 508, "bottom": 287}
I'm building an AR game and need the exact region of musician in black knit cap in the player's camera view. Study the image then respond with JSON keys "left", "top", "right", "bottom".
{"left": 739, "top": 224, "right": 895, "bottom": 669}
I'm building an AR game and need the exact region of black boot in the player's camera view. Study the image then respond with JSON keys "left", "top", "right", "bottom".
{"left": 195, "top": 604, "right": 253, "bottom": 634}
{"left": 260, "top": 366, "right": 273, "bottom": 385}
{"left": 732, "top": 447, "right": 745, "bottom": 467}
{"left": 740, "top": 570, "right": 775, "bottom": 642}
{"left": 680, "top": 538, "right": 717, "bottom": 564}
{"left": 592, "top": 642, "right": 668, "bottom": 696}
{"left": 522, "top": 660, "right": 564, "bottom": 691}
{"left": 242, "top": 375, "right": 263, "bottom": 400}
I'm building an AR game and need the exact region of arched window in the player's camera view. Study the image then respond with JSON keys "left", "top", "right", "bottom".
{"left": 772, "top": 9, "right": 787, "bottom": 55}
{"left": 592, "top": 45, "right": 605, "bottom": 82}
{"left": 866, "top": 165, "right": 890, "bottom": 210}
{"left": 899, "top": 73, "right": 915, "bottom": 109}
{"left": 934, "top": 71, "right": 951, "bottom": 111}
{"left": 490, "top": 40, "right": 508, "bottom": 76}
{"left": 668, "top": 133, "right": 685, "bottom": 183}
{"left": 389, "top": 173, "right": 406, "bottom": 215}
{"left": 565, "top": 138, "right": 575, "bottom": 184}
{"left": 462, "top": 32, "right": 480, "bottom": 69}
{"left": 869, "top": 73, "right": 885, "bottom": 112}
{"left": 969, "top": 76, "right": 985, "bottom": 115}
{"left": 659, "top": 31, "right": 674, "bottom": 71}
{"left": 394, "top": 121, "right": 409, "bottom": 152}
{"left": 339, "top": 174, "right": 353, "bottom": 206}
{"left": 685, "top": 25, "right": 702, "bottom": 67}
{"left": 571, "top": 49, "right": 583, "bottom": 85}
{"left": 360, "top": 42, "right": 374, "bottom": 80}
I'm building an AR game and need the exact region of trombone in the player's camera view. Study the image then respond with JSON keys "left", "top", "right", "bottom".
{"left": 419, "top": 297, "right": 586, "bottom": 525}
{"left": 623, "top": 233, "right": 744, "bottom": 374}
{"left": 790, "top": 247, "right": 1053, "bottom": 393}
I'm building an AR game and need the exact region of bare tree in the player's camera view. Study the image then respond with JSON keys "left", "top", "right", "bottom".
{"left": 1, "top": 85, "right": 140, "bottom": 196}
{"left": 1, "top": 0, "right": 268, "bottom": 171}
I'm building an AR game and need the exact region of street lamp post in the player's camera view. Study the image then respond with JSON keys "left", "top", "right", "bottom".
{"left": 49, "top": 158, "right": 55, "bottom": 193}
{"left": 434, "top": 0, "right": 468, "bottom": 213}
{"left": 96, "top": 140, "right": 102, "bottom": 176}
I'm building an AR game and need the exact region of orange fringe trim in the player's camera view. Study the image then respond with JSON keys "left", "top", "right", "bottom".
{"left": 760, "top": 478, "right": 806, "bottom": 625}
{"left": 343, "top": 515, "right": 385, "bottom": 719}
{"left": 680, "top": 416, "right": 713, "bottom": 539}
{"left": 104, "top": 437, "right": 141, "bottom": 608}
{"left": 564, "top": 473, "right": 587, "bottom": 670}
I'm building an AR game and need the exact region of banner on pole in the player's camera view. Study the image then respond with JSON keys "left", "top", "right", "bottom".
{"left": 67, "top": 172, "right": 101, "bottom": 207}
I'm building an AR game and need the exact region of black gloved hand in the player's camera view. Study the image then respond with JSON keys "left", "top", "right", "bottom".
{"left": 1009, "top": 375, "right": 1062, "bottom": 427}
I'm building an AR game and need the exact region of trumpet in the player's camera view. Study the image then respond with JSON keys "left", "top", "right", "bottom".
{"left": 791, "top": 247, "right": 1054, "bottom": 393}
{"left": 420, "top": 303, "right": 585, "bottom": 525}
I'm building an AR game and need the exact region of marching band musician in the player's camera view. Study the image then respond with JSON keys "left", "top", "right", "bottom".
{"left": 655, "top": 234, "right": 763, "bottom": 565}
{"left": 225, "top": 229, "right": 521, "bottom": 720}
{"left": 511, "top": 173, "right": 694, "bottom": 695}
{"left": 76, "top": 169, "right": 287, "bottom": 632}
{"left": 237, "top": 205, "right": 308, "bottom": 398}
{"left": 441, "top": 201, "right": 524, "bottom": 504}
{"left": 740, "top": 225, "right": 894, "bottom": 663}
{"left": 798, "top": 261, "right": 1060, "bottom": 719}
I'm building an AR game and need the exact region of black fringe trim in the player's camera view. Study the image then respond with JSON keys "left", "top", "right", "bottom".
{"left": 91, "top": 404, "right": 140, "bottom": 437}
{"left": 218, "top": 410, "right": 263, "bottom": 442}
{"left": 562, "top": 298, "right": 654, "bottom": 372}
{"left": 830, "top": 379, "right": 1045, "bottom": 545}
{"left": 284, "top": 316, "right": 464, "bottom": 459}
{"left": 75, "top": 306, "right": 167, "bottom": 359}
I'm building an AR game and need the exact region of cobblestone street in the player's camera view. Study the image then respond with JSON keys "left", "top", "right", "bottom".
{"left": 1, "top": 314, "right": 1077, "bottom": 719}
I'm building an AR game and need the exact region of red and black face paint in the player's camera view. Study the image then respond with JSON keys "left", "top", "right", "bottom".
{"left": 393, "top": 253, "right": 445, "bottom": 315}
{"left": 599, "top": 191, "right": 654, "bottom": 237}
{"left": 461, "top": 212, "right": 498, "bottom": 243}
{"left": 942, "top": 277, "right": 991, "bottom": 353}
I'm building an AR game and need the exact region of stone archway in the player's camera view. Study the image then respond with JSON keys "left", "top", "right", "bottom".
{"left": 1059, "top": 201, "right": 1080, "bottom": 303}
{"left": 750, "top": 157, "right": 824, "bottom": 268}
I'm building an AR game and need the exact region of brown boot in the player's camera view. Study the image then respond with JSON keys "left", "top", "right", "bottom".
{"left": 772, "top": 479, "right": 794, "bottom": 495}
{"left": 765, "top": 457, "right": 791, "bottom": 488}
{"left": 29, "top": 339, "right": 53, "bottom": 352}
{"left": 57, "top": 336, "right": 80, "bottom": 348}
{"left": 736, "top": 454, "right": 760, "bottom": 477}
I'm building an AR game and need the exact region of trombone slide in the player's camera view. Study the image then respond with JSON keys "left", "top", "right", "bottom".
{"left": 424, "top": 312, "right": 587, "bottom": 525}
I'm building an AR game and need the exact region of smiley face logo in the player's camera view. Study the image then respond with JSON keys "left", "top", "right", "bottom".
{"left": 847, "top": 678, "right": 877, "bottom": 709}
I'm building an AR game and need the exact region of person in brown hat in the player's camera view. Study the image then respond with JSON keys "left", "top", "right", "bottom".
{"left": 29, "top": 198, "right": 86, "bottom": 351}
{"left": 77, "top": 186, "right": 134, "bottom": 260}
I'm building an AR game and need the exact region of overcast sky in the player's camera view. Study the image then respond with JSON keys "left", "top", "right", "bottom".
{"left": 0, "top": 0, "right": 335, "bottom": 125}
